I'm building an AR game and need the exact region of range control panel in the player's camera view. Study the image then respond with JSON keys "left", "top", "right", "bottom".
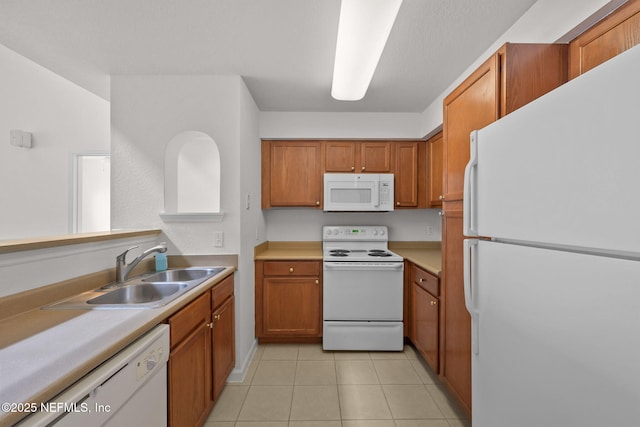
{"left": 323, "top": 226, "right": 388, "bottom": 241}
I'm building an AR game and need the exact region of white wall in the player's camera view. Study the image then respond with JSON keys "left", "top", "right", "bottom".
{"left": 236, "top": 79, "right": 265, "bottom": 379}
{"left": 419, "top": 0, "right": 618, "bottom": 136}
{"left": 111, "top": 75, "right": 243, "bottom": 254}
{"left": 110, "top": 74, "right": 263, "bottom": 381}
{"left": 0, "top": 43, "right": 110, "bottom": 239}
{"left": 265, "top": 209, "right": 441, "bottom": 242}
{"left": 260, "top": 112, "right": 424, "bottom": 139}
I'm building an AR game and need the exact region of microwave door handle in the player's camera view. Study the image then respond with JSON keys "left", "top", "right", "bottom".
{"left": 372, "top": 180, "right": 379, "bottom": 207}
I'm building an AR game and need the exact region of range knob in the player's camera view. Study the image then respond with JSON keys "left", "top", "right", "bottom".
{"left": 326, "top": 229, "right": 332, "bottom": 236}
{"left": 372, "top": 230, "right": 378, "bottom": 235}
{"left": 379, "top": 229, "right": 386, "bottom": 236}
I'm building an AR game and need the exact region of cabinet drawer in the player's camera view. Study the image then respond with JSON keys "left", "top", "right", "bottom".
{"left": 169, "top": 291, "right": 211, "bottom": 348}
{"left": 212, "top": 275, "right": 234, "bottom": 310}
{"left": 412, "top": 266, "right": 439, "bottom": 296}
{"left": 263, "top": 261, "right": 320, "bottom": 276}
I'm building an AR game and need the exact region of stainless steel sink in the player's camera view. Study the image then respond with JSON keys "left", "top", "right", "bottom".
{"left": 142, "top": 267, "right": 225, "bottom": 283}
{"left": 44, "top": 266, "right": 228, "bottom": 310}
{"left": 87, "top": 283, "right": 188, "bottom": 305}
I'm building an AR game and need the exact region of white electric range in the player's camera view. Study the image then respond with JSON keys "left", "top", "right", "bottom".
{"left": 322, "top": 226, "right": 404, "bottom": 351}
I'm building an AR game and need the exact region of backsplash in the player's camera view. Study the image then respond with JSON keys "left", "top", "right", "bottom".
{"left": 264, "top": 208, "right": 442, "bottom": 242}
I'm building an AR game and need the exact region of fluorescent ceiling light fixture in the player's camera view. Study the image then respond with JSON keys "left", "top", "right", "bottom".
{"left": 331, "top": 0, "right": 403, "bottom": 101}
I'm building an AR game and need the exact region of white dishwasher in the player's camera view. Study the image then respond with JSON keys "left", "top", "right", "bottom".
{"left": 18, "top": 324, "right": 169, "bottom": 427}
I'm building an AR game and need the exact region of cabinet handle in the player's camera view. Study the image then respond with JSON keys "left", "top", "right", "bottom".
{"left": 289, "top": 267, "right": 294, "bottom": 273}
{"left": 430, "top": 301, "right": 438, "bottom": 306}
{"left": 361, "top": 166, "right": 365, "bottom": 171}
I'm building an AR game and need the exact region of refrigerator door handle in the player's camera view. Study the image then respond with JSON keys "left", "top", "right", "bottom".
{"left": 463, "top": 131, "right": 479, "bottom": 236}
{"left": 464, "top": 238, "right": 480, "bottom": 355}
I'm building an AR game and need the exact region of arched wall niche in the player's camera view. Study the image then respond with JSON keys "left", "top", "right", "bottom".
{"left": 161, "top": 131, "right": 224, "bottom": 222}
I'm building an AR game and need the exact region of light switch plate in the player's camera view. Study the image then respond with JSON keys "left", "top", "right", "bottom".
{"left": 214, "top": 231, "right": 224, "bottom": 248}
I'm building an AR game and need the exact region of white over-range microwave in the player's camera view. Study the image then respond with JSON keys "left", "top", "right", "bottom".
{"left": 323, "top": 173, "right": 394, "bottom": 212}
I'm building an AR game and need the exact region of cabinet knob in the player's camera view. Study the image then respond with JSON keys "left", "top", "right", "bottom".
{"left": 316, "top": 201, "right": 320, "bottom": 206}
{"left": 439, "top": 195, "right": 444, "bottom": 201}
{"left": 289, "top": 267, "right": 294, "bottom": 273}
{"left": 396, "top": 201, "right": 400, "bottom": 206}
{"left": 206, "top": 322, "right": 213, "bottom": 329}
{"left": 351, "top": 166, "right": 355, "bottom": 171}
{"left": 215, "top": 314, "right": 221, "bottom": 321}
{"left": 430, "top": 301, "right": 438, "bottom": 306}
{"left": 419, "top": 278, "right": 424, "bottom": 283}
{"left": 315, "top": 279, "right": 319, "bottom": 285}
{"left": 438, "top": 211, "right": 444, "bottom": 217}
{"left": 361, "top": 166, "right": 365, "bottom": 171}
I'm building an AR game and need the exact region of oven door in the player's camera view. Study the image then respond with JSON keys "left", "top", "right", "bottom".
{"left": 323, "top": 261, "right": 403, "bottom": 320}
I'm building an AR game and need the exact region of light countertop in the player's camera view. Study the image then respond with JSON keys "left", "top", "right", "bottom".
{"left": 254, "top": 241, "right": 323, "bottom": 260}
{"left": 0, "top": 266, "right": 235, "bottom": 427}
{"left": 254, "top": 241, "right": 441, "bottom": 276}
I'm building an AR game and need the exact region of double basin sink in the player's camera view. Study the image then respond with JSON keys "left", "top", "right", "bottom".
{"left": 46, "top": 267, "right": 226, "bottom": 310}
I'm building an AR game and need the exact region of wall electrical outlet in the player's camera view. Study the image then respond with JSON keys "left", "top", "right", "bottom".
{"left": 214, "top": 231, "right": 224, "bottom": 248}
{"left": 426, "top": 225, "right": 434, "bottom": 236}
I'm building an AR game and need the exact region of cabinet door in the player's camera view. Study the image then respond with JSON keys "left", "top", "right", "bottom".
{"left": 360, "top": 142, "right": 392, "bottom": 173}
{"left": 569, "top": 0, "right": 640, "bottom": 79}
{"left": 427, "top": 132, "right": 443, "bottom": 208}
{"left": 212, "top": 295, "right": 235, "bottom": 402}
{"left": 263, "top": 140, "right": 322, "bottom": 208}
{"left": 443, "top": 55, "right": 499, "bottom": 202}
{"left": 440, "top": 202, "right": 471, "bottom": 416}
{"left": 394, "top": 141, "right": 419, "bottom": 208}
{"left": 412, "top": 282, "right": 439, "bottom": 372}
{"left": 262, "top": 277, "right": 321, "bottom": 336}
{"left": 169, "top": 323, "right": 212, "bottom": 427}
{"left": 325, "top": 141, "right": 357, "bottom": 172}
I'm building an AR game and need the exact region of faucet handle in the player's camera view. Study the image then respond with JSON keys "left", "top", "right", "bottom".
{"left": 117, "top": 245, "right": 139, "bottom": 262}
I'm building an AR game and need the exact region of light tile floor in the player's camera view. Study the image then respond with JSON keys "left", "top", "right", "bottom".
{"left": 205, "top": 343, "right": 471, "bottom": 427}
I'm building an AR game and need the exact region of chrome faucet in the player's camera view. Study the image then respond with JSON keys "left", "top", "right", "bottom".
{"left": 116, "top": 242, "right": 167, "bottom": 283}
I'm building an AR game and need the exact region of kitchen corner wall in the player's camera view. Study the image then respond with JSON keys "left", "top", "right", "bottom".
{"left": 111, "top": 75, "right": 264, "bottom": 379}
{"left": 0, "top": 43, "right": 110, "bottom": 239}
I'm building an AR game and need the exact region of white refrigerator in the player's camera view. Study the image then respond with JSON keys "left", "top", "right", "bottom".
{"left": 463, "top": 43, "right": 640, "bottom": 427}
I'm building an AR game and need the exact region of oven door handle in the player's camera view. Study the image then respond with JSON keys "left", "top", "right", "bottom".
{"left": 323, "top": 262, "right": 403, "bottom": 270}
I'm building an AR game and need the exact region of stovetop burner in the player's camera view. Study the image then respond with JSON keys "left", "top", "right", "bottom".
{"left": 369, "top": 251, "right": 392, "bottom": 257}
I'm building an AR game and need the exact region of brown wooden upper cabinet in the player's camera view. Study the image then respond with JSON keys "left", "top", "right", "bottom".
{"left": 569, "top": 0, "right": 640, "bottom": 79}
{"left": 427, "top": 132, "right": 443, "bottom": 208}
{"left": 325, "top": 141, "right": 393, "bottom": 173}
{"left": 262, "top": 140, "right": 324, "bottom": 209}
{"left": 263, "top": 139, "right": 431, "bottom": 209}
{"left": 394, "top": 141, "right": 427, "bottom": 208}
{"left": 442, "top": 43, "right": 568, "bottom": 202}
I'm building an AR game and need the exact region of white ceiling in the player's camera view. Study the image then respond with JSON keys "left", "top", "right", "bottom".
{"left": 0, "top": 0, "right": 538, "bottom": 113}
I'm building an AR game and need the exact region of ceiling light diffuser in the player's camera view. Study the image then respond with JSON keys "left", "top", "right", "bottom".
{"left": 331, "top": 0, "right": 403, "bottom": 101}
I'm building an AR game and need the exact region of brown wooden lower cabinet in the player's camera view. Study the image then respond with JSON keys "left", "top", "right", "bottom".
{"left": 167, "top": 275, "right": 235, "bottom": 427}
{"left": 440, "top": 201, "right": 471, "bottom": 417}
{"left": 168, "top": 292, "right": 212, "bottom": 427}
{"left": 255, "top": 260, "right": 322, "bottom": 342}
{"left": 212, "top": 298, "right": 235, "bottom": 399}
{"left": 410, "top": 264, "right": 440, "bottom": 373}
